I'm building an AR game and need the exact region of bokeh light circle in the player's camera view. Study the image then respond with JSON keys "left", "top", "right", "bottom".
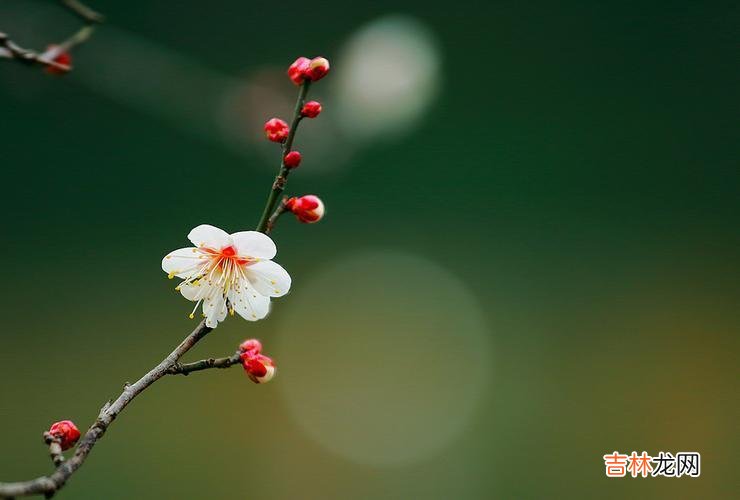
{"left": 276, "top": 250, "right": 491, "bottom": 466}
{"left": 333, "top": 15, "right": 442, "bottom": 142}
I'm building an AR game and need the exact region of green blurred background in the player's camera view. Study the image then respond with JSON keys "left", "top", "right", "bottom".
{"left": 1, "top": 0, "right": 738, "bottom": 498}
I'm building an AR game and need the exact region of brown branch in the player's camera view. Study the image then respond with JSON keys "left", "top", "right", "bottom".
{"left": 42, "top": 434, "right": 65, "bottom": 468}
{"left": 255, "top": 81, "right": 311, "bottom": 232}
{"left": 0, "top": 33, "right": 71, "bottom": 72}
{"left": 37, "top": 24, "right": 96, "bottom": 68}
{"left": 265, "top": 198, "right": 288, "bottom": 235}
{"left": 0, "top": 320, "right": 212, "bottom": 498}
{"left": 168, "top": 352, "right": 242, "bottom": 376}
{"left": 60, "top": 0, "right": 104, "bottom": 24}
{"left": 0, "top": 58, "right": 321, "bottom": 499}
{"left": 0, "top": 0, "right": 103, "bottom": 73}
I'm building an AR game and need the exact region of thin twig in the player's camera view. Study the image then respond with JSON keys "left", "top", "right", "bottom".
{"left": 255, "top": 81, "right": 311, "bottom": 232}
{"left": 0, "top": 0, "right": 103, "bottom": 73}
{"left": 168, "top": 352, "right": 242, "bottom": 376}
{"left": 42, "top": 434, "right": 65, "bottom": 468}
{"left": 0, "top": 66, "right": 316, "bottom": 499}
{"left": 0, "top": 33, "right": 71, "bottom": 72}
{"left": 265, "top": 199, "right": 288, "bottom": 235}
{"left": 60, "top": 0, "right": 104, "bottom": 24}
{"left": 38, "top": 24, "right": 96, "bottom": 66}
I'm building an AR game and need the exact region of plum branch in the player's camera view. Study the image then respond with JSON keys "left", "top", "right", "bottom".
{"left": 0, "top": 55, "right": 330, "bottom": 498}
{"left": 0, "top": 0, "right": 103, "bottom": 73}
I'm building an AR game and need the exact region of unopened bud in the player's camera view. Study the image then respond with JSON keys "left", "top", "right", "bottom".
{"left": 301, "top": 101, "right": 322, "bottom": 118}
{"left": 284, "top": 151, "right": 302, "bottom": 169}
{"left": 285, "top": 195, "right": 325, "bottom": 223}
{"left": 48, "top": 420, "right": 80, "bottom": 451}
{"left": 287, "top": 56, "right": 310, "bottom": 85}
{"left": 241, "top": 353, "right": 276, "bottom": 384}
{"left": 239, "top": 338, "right": 262, "bottom": 355}
{"left": 264, "top": 118, "right": 289, "bottom": 142}
{"left": 305, "top": 57, "right": 330, "bottom": 81}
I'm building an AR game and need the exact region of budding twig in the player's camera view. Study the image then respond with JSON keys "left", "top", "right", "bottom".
{"left": 0, "top": 54, "right": 329, "bottom": 499}
{"left": 42, "top": 434, "right": 65, "bottom": 468}
{"left": 265, "top": 198, "right": 288, "bottom": 235}
{"left": 255, "top": 81, "right": 311, "bottom": 233}
{"left": 0, "top": 193, "right": 289, "bottom": 497}
{"left": 0, "top": 33, "right": 71, "bottom": 72}
{"left": 0, "top": 0, "right": 103, "bottom": 73}
{"left": 167, "top": 352, "right": 242, "bottom": 376}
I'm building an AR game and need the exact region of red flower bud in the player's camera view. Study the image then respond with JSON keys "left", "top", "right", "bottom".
{"left": 284, "top": 151, "right": 302, "bottom": 169}
{"left": 48, "top": 420, "right": 80, "bottom": 450}
{"left": 287, "top": 56, "right": 311, "bottom": 85}
{"left": 264, "top": 118, "right": 289, "bottom": 142}
{"left": 44, "top": 45, "right": 71, "bottom": 75}
{"left": 285, "top": 195, "right": 325, "bottom": 224}
{"left": 239, "top": 339, "right": 262, "bottom": 355}
{"left": 241, "top": 353, "right": 276, "bottom": 384}
{"left": 301, "top": 101, "right": 322, "bottom": 118}
{"left": 305, "top": 57, "right": 330, "bottom": 82}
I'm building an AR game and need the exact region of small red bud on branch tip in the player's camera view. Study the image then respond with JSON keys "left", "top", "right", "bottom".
{"left": 287, "top": 56, "right": 311, "bottom": 85}
{"left": 284, "top": 151, "right": 302, "bottom": 169}
{"left": 48, "top": 420, "right": 80, "bottom": 450}
{"left": 305, "top": 57, "right": 330, "bottom": 81}
{"left": 301, "top": 101, "right": 322, "bottom": 118}
{"left": 239, "top": 341, "right": 276, "bottom": 384}
{"left": 239, "top": 339, "right": 275, "bottom": 384}
{"left": 239, "top": 338, "right": 262, "bottom": 355}
{"left": 287, "top": 56, "right": 330, "bottom": 84}
{"left": 285, "top": 195, "right": 325, "bottom": 223}
{"left": 264, "top": 118, "right": 289, "bottom": 142}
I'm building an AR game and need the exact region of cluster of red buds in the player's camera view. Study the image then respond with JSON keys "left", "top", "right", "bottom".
{"left": 260, "top": 56, "right": 331, "bottom": 226}
{"left": 46, "top": 420, "right": 80, "bottom": 450}
{"left": 239, "top": 339, "right": 276, "bottom": 384}
{"left": 287, "top": 56, "right": 330, "bottom": 85}
{"left": 262, "top": 57, "right": 329, "bottom": 144}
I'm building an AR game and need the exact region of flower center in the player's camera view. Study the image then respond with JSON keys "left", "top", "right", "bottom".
{"left": 200, "top": 245, "right": 251, "bottom": 267}
{"left": 221, "top": 245, "right": 237, "bottom": 258}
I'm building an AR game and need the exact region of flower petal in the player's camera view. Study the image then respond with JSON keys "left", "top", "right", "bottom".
{"left": 203, "top": 290, "right": 227, "bottom": 328}
{"left": 246, "top": 260, "right": 292, "bottom": 297}
{"left": 230, "top": 281, "right": 270, "bottom": 321}
{"left": 179, "top": 280, "right": 211, "bottom": 301}
{"left": 162, "top": 247, "right": 205, "bottom": 279}
{"left": 231, "top": 231, "right": 277, "bottom": 259}
{"left": 188, "top": 224, "right": 231, "bottom": 249}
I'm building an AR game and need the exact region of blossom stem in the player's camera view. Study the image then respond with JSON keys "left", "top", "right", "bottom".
{"left": 265, "top": 198, "right": 288, "bottom": 235}
{"left": 61, "top": 0, "right": 105, "bottom": 24}
{"left": 255, "top": 81, "right": 311, "bottom": 233}
{"left": 0, "top": 33, "right": 71, "bottom": 72}
{"left": 38, "top": 24, "right": 96, "bottom": 65}
{"left": 0, "top": 0, "right": 103, "bottom": 72}
{"left": 43, "top": 434, "right": 65, "bottom": 467}
{"left": 167, "top": 352, "right": 241, "bottom": 375}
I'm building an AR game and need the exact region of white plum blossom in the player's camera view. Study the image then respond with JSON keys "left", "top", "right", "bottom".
{"left": 162, "top": 224, "right": 291, "bottom": 328}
